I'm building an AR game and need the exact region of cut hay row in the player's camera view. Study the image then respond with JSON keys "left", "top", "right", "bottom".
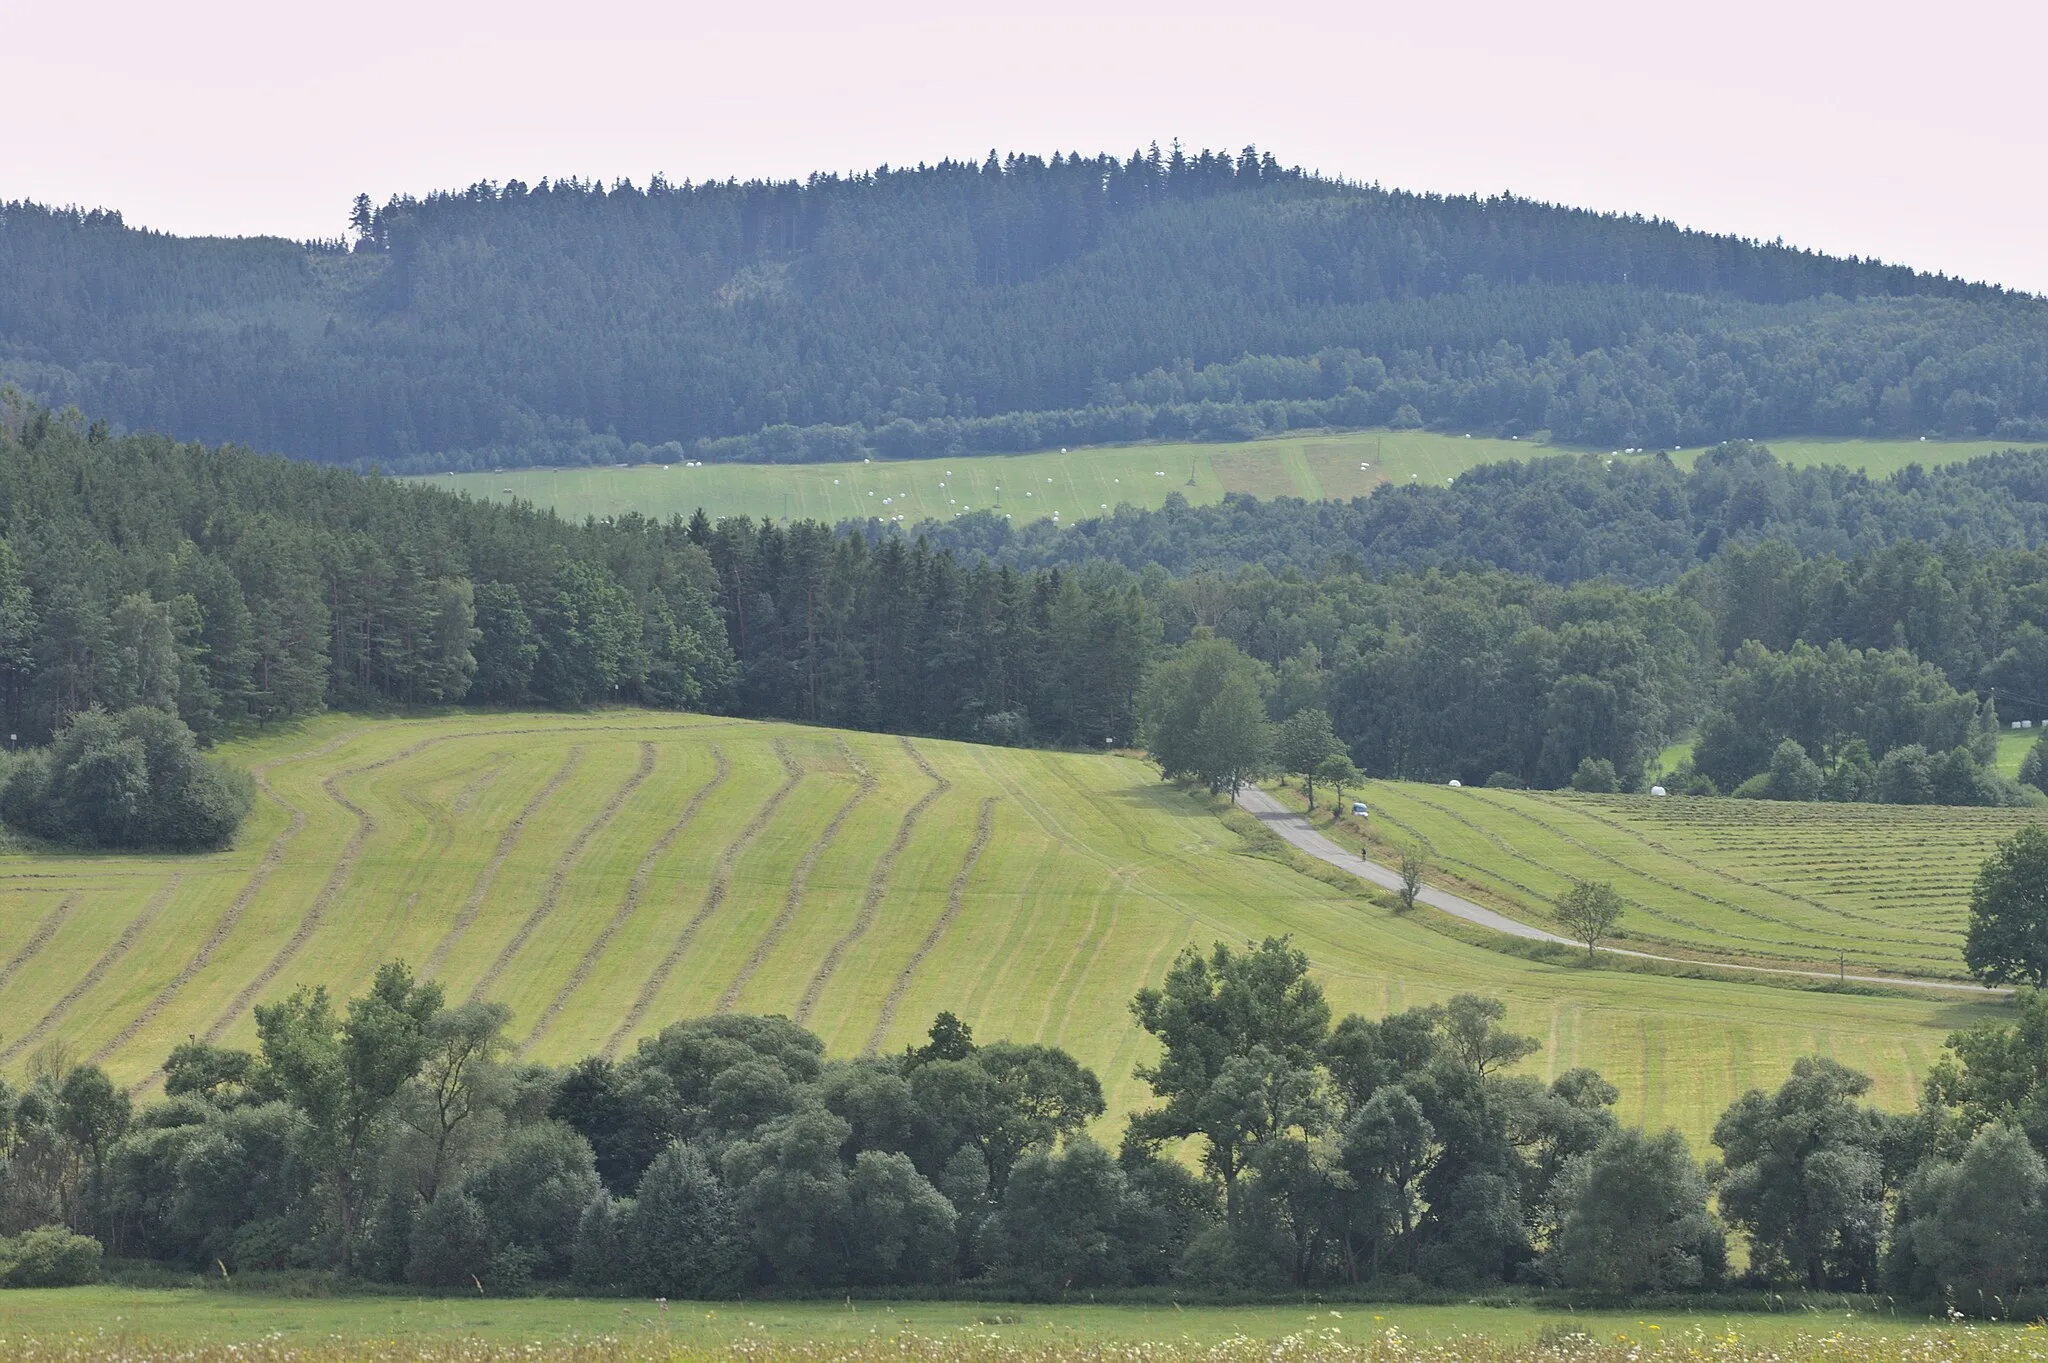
{"left": 718, "top": 739, "right": 878, "bottom": 1013}
{"left": 0, "top": 892, "right": 75, "bottom": 994}
{"left": 600, "top": 740, "right": 806, "bottom": 1057}
{"left": 795, "top": 737, "right": 950, "bottom": 1025}
{"left": 467, "top": 741, "right": 658, "bottom": 1003}
{"left": 0, "top": 876, "right": 182, "bottom": 1067}
{"left": 422, "top": 747, "right": 584, "bottom": 979}
{"left": 190, "top": 735, "right": 452, "bottom": 1057}
{"left": 1354, "top": 777, "right": 2038, "bottom": 979}
{"left": 865, "top": 796, "right": 999, "bottom": 1055}
{"left": 521, "top": 745, "right": 730, "bottom": 1051}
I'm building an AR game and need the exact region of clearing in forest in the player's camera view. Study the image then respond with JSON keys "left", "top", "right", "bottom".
{"left": 422, "top": 430, "right": 2013, "bottom": 528}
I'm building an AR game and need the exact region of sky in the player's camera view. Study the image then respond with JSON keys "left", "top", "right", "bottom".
{"left": 11, "top": 0, "right": 2045, "bottom": 293}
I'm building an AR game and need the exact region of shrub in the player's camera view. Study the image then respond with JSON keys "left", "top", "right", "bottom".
{"left": 0, "top": 707, "right": 253, "bottom": 849}
{"left": 1569, "top": 757, "right": 1617, "bottom": 793}
{"left": 407, "top": 1192, "right": 495, "bottom": 1288}
{"left": 0, "top": 1227, "right": 103, "bottom": 1287}
{"left": 1891, "top": 1124, "right": 2048, "bottom": 1312}
{"left": 626, "top": 1142, "right": 743, "bottom": 1295}
{"left": 1542, "top": 1128, "right": 1723, "bottom": 1291}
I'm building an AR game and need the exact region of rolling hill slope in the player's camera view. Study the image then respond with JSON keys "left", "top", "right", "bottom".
{"left": 0, "top": 711, "right": 2007, "bottom": 1147}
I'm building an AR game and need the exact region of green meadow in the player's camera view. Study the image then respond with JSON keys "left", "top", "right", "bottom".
{"left": 0, "top": 712, "right": 2014, "bottom": 1154}
{"left": 420, "top": 431, "right": 2018, "bottom": 528}
{"left": 0, "top": 1284, "right": 1999, "bottom": 1350}
{"left": 1334, "top": 779, "right": 2043, "bottom": 981}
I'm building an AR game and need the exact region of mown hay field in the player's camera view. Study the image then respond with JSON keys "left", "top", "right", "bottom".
{"left": 419, "top": 432, "right": 2013, "bottom": 528}
{"left": 0, "top": 712, "right": 2011, "bottom": 1148}
{"left": 1351, "top": 781, "right": 2048, "bottom": 980}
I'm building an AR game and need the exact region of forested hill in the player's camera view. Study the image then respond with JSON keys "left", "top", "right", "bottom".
{"left": 4, "top": 146, "right": 2046, "bottom": 473}
{"left": 910, "top": 443, "right": 2048, "bottom": 583}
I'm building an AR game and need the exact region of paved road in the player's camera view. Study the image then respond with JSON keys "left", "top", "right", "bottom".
{"left": 1236, "top": 785, "right": 2004, "bottom": 996}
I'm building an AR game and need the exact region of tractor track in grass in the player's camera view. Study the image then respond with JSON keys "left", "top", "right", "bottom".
{"left": 864, "top": 796, "right": 997, "bottom": 1056}
{"left": 718, "top": 738, "right": 877, "bottom": 1014}
{"left": 2, "top": 878, "right": 184, "bottom": 1066}
{"left": 421, "top": 750, "right": 584, "bottom": 980}
{"left": 602, "top": 743, "right": 805, "bottom": 1058}
{"left": 467, "top": 742, "right": 658, "bottom": 1003}
{"left": 522, "top": 747, "right": 731, "bottom": 1052}
{"left": 795, "top": 738, "right": 949, "bottom": 1026}
{"left": 194, "top": 736, "right": 456, "bottom": 1050}
{"left": 0, "top": 894, "right": 77, "bottom": 995}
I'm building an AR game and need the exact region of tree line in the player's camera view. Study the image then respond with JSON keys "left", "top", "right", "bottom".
{"left": 4, "top": 144, "right": 2045, "bottom": 475}
{"left": 916, "top": 442, "right": 2048, "bottom": 590}
{"left": 7, "top": 940, "right": 2048, "bottom": 1311}
{"left": 6, "top": 401, "right": 2046, "bottom": 805}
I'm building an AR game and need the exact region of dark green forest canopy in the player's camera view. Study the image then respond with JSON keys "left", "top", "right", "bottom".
{"left": 909, "top": 442, "right": 2048, "bottom": 583}
{"left": 3, "top": 146, "right": 2044, "bottom": 472}
{"left": 5, "top": 399, "right": 2045, "bottom": 795}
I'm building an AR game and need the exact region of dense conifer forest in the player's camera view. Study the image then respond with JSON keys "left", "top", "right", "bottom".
{"left": 4, "top": 146, "right": 2045, "bottom": 473}
{"left": 4, "top": 396, "right": 2045, "bottom": 803}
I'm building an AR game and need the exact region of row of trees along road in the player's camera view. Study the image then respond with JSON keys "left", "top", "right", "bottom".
{"left": 8, "top": 940, "right": 2048, "bottom": 1307}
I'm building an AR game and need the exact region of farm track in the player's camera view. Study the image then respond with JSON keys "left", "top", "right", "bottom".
{"left": 468, "top": 742, "right": 658, "bottom": 1003}
{"left": 601, "top": 743, "right": 806, "bottom": 1058}
{"left": 521, "top": 747, "right": 731, "bottom": 1051}
{"left": 0, "top": 895, "right": 77, "bottom": 994}
{"left": 864, "top": 796, "right": 997, "bottom": 1055}
{"left": 795, "top": 738, "right": 949, "bottom": 1025}
{"left": 421, "top": 750, "right": 584, "bottom": 980}
{"left": 0, "top": 877, "right": 183, "bottom": 1066}
{"left": 717, "top": 739, "right": 878, "bottom": 1013}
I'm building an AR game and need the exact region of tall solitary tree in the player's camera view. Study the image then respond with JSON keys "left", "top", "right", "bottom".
{"left": 1554, "top": 880, "right": 1626, "bottom": 962}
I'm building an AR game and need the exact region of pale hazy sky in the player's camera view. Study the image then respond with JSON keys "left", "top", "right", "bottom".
{"left": 13, "top": 0, "right": 2044, "bottom": 292}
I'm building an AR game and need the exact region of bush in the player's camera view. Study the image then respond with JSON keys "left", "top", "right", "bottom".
{"left": 0, "top": 707, "right": 253, "bottom": 849}
{"left": 1891, "top": 1124, "right": 2048, "bottom": 1312}
{"left": 625, "top": 1141, "right": 743, "bottom": 1295}
{"left": 1484, "top": 770, "right": 1526, "bottom": 789}
{"left": 1542, "top": 1128, "right": 1723, "bottom": 1291}
{"left": 0, "top": 1227, "right": 103, "bottom": 1287}
{"left": 1569, "top": 757, "right": 1617, "bottom": 793}
{"left": 2022, "top": 737, "right": 2047, "bottom": 794}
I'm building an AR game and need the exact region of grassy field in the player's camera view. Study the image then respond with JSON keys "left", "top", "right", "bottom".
{"left": 418, "top": 431, "right": 2020, "bottom": 528}
{"left": 1338, "top": 779, "right": 2046, "bottom": 981}
{"left": 0, "top": 711, "right": 2017, "bottom": 1152}
{"left": 0, "top": 1285, "right": 2012, "bottom": 1350}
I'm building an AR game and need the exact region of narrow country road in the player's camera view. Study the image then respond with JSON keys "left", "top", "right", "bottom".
{"left": 1234, "top": 785, "right": 2005, "bottom": 997}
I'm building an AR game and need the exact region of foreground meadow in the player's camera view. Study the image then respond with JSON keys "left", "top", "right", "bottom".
{"left": 423, "top": 432, "right": 2013, "bottom": 529}
{"left": 0, "top": 1286, "right": 2036, "bottom": 1355}
{"left": 0, "top": 710, "right": 2011, "bottom": 1147}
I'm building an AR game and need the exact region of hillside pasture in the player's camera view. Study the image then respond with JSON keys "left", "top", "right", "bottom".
{"left": 422, "top": 430, "right": 2015, "bottom": 528}
{"left": 0, "top": 712, "right": 2013, "bottom": 1148}
{"left": 1349, "top": 780, "right": 2045, "bottom": 980}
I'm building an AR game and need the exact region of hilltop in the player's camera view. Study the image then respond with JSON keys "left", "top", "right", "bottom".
{"left": 4, "top": 146, "right": 2046, "bottom": 472}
